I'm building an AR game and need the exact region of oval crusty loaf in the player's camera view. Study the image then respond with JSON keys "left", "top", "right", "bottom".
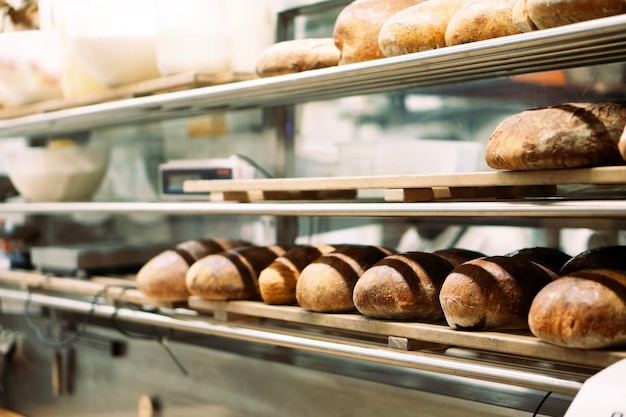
{"left": 439, "top": 256, "right": 554, "bottom": 330}
{"left": 444, "top": 0, "right": 522, "bottom": 47}
{"left": 521, "top": 0, "right": 626, "bottom": 30}
{"left": 186, "top": 245, "right": 287, "bottom": 300}
{"left": 505, "top": 246, "right": 572, "bottom": 276}
{"left": 258, "top": 244, "right": 336, "bottom": 305}
{"left": 378, "top": 0, "right": 473, "bottom": 56}
{"left": 333, "top": 0, "right": 425, "bottom": 65}
{"left": 255, "top": 38, "right": 341, "bottom": 78}
{"left": 485, "top": 102, "right": 626, "bottom": 171}
{"left": 296, "top": 245, "right": 395, "bottom": 312}
{"left": 136, "top": 239, "right": 250, "bottom": 302}
{"left": 432, "top": 248, "right": 485, "bottom": 268}
{"left": 353, "top": 251, "right": 454, "bottom": 321}
{"left": 560, "top": 245, "right": 626, "bottom": 276}
{"left": 528, "top": 268, "right": 626, "bottom": 349}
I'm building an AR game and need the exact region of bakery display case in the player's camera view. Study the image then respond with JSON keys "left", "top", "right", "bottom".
{"left": 1, "top": 0, "right": 626, "bottom": 416}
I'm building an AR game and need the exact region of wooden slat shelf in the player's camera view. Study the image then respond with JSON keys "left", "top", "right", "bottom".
{"left": 183, "top": 166, "right": 626, "bottom": 202}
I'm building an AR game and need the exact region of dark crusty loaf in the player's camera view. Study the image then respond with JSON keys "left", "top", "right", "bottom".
{"left": 186, "top": 245, "right": 287, "bottom": 300}
{"left": 432, "top": 248, "right": 485, "bottom": 268}
{"left": 296, "top": 244, "right": 395, "bottom": 312}
{"left": 439, "top": 256, "right": 554, "bottom": 330}
{"left": 520, "top": 0, "right": 626, "bottom": 30}
{"left": 136, "top": 239, "right": 249, "bottom": 302}
{"left": 378, "top": 0, "right": 473, "bottom": 56}
{"left": 353, "top": 251, "right": 454, "bottom": 321}
{"left": 505, "top": 246, "right": 572, "bottom": 276}
{"left": 255, "top": 38, "right": 341, "bottom": 78}
{"left": 485, "top": 102, "right": 626, "bottom": 170}
{"left": 444, "top": 0, "right": 522, "bottom": 46}
{"left": 333, "top": 0, "right": 425, "bottom": 65}
{"left": 528, "top": 268, "right": 626, "bottom": 348}
{"left": 258, "top": 244, "right": 336, "bottom": 305}
{"left": 560, "top": 245, "right": 626, "bottom": 275}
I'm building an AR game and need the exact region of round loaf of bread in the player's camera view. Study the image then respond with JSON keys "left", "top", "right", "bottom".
{"left": 485, "top": 102, "right": 626, "bottom": 170}
{"left": 136, "top": 239, "right": 249, "bottom": 302}
{"left": 505, "top": 246, "right": 571, "bottom": 276}
{"left": 432, "top": 248, "right": 485, "bottom": 268}
{"left": 524, "top": 0, "right": 626, "bottom": 30}
{"left": 296, "top": 245, "right": 395, "bottom": 312}
{"left": 445, "top": 0, "right": 522, "bottom": 47}
{"left": 528, "top": 268, "right": 626, "bottom": 348}
{"left": 353, "top": 251, "right": 454, "bottom": 321}
{"left": 378, "top": 0, "right": 473, "bottom": 56}
{"left": 255, "top": 38, "right": 341, "bottom": 78}
{"left": 560, "top": 245, "right": 626, "bottom": 275}
{"left": 258, "top": 244, "right": 336, "bottom": 305}
{"left": 333, "top": 0, "right": 425, "bottom": 65}
{"left": 439, "top": 256, "right": 553, "bottom": 330}
{"left": 186, "top": 245, "right": 286, "bottom": 300}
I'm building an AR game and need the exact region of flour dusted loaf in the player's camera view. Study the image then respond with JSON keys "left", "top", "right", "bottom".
{"left": 515, "top": 0, "right": 626, "bottom": 31}
{"left": 528, "top": 268, "right": 626, "bottom": 348}
{"left": 560, "top": 245, "right": 626, "bottom": 275}
{"left": 445, "top": 0, "right": 522, "bottom": 46}
{"left": 258, "top": 244, "right": 336, "bottom": 305}
{"left": 333, "top": 0, "right": 425, "bottom": 65}
{"left": 439, "top": 256, "right": 554, "bottom": 330}
{"left": 353, "top": 251, "right": 454, "bottom": 321}
{"left": 432, "top": 248, "right": 485, "bottom": 268}
{"left": 378, "top": 0, "right": 473, "bottom": 56}
{"left": 255, "top": 38, "right": 341, "bottom": 78}
{"left": 136, "top": 239, "right": 250, "bottom": 302}
{"left": 485, "top": 102, "right": 626, "bottom": 170}
{"left": 186, "top": 245, "right": 287, "bottom": 300}
{"left": 505, "top": 246, "right": 572, "bottom": 276}
{"left": 296, "top": 244, "right": 395, "bottom": 312}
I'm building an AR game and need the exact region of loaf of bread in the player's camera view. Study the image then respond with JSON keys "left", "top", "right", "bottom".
{"left": 560, "top": 245, "right": 626, "bottom": 275}
{"left": 432, "top": 248, "right": 485, "bottom": 268}
{"left": 517, "top": 0, "right": 626, "bottom": 31}
{"left": 258, "top": 244, "right": 336, "bottom": 305}
{"left": 186, "top": 245, "right": 287, "bottom": 300}
{"left": 353, "top": 251, "right": 454, "bottom": 321}
{"left": 512, "top": 0, "right": 538, "bottom": 32}
{"left": 378, "top": 0, "right": 473, "bottom": 56}
{"left": 485, "top": 102, "right": 626, "bottom": 170}
{"left": 136, "top": 239, "right": 250, "bottom": 302}
{"left": 255, "top": 38, "right": 341, "bottom": 78}
{"left": 505, "top": 246, "right": 572, "bottom": 276}
{"left": 296, "top": 245, "right": 395, "bottom": 312}
{"left": 528, "top": 268, "right": 626, "bottom": 348}
{"left": 333, "top": 0, "right": 425, "bottom": 65}
{"left": 439, "top": 256, "right": 553, "bottom": 330}
{"left": 445, "top": 0, "right": 522, "bottom": 47}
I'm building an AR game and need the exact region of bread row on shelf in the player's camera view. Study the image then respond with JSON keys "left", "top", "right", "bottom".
{"left": 136, "top": 239, "right": 626, "bottom": 351}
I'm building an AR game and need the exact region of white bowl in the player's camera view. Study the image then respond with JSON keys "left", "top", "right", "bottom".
{"left": 3, "top": 143, "right": 110, "bottom": 202}
{"left": 0, "top": 30, "right": 64, "bottom": 105}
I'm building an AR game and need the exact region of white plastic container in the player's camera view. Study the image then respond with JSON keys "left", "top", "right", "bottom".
{"left": 155, "top": 0, "right": 231, "bottom": 76}
{"left": 62, "top": 0, "right": 160, "bottom": 87}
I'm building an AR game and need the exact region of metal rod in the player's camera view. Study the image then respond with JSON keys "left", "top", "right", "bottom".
{"left": 0, "top": 288, "right": 584, "bottom": 396}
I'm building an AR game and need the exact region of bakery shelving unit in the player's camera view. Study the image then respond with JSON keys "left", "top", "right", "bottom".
{"left": 1, "top": 2, "right": 626, "bottom": 416}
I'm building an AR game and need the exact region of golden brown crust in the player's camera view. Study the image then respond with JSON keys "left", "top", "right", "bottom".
{"left": 185, "top": 246, "right": 286, "bottom": 300}
{"left": 432, "top": 248, "right": 485, "bottom": 268}
{"left": 560, "top": 245, "right": 626, "bottom": 275}
{"left": 445, "top": 0, "right": 522, "bottom": 46}
{"left": 439, "top": 256, "right": 553, "bottom": 330}
{"left": 485, "top": 102, "right": 626, "bottom": 170}
{"left": 525, "top": 0, "right": 626, "bottom": 30}
{"left": 512, "top": 0, "right": 539, "bottom": 32}
{"left": 255, "top": 38, "right": 341, "bottom": 78}
{"left": 176, "top": 239, "right": 250, "bottom": 260}
{"left": 333, "top": 0, "right": 425, "bottom": 65}
{"left": 296, "top": 245, "right": 395, "bottom": 312}
{"left": 378, "top": 0, "right": 473, "bottom": 56}
{"left": 258, "top": 245, "right": 336, "bottom": 305}
{"left": 353, "top": 251, "right": 454, "bottom": 321}
{"left": 528, "top": 269, "right": 626, "bottom": 348}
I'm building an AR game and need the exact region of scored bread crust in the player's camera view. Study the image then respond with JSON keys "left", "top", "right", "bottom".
{"left": 525, "top": 0, "right": 626, "bottom": 30}
{"left": 445, "top": 0, "right": 521, "bottom": 46}
{"left": 528, "top": 269, "right": 626, "bottom": 349}
{"left": 255, "top": 38, "right": 341, "bottom": 78}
